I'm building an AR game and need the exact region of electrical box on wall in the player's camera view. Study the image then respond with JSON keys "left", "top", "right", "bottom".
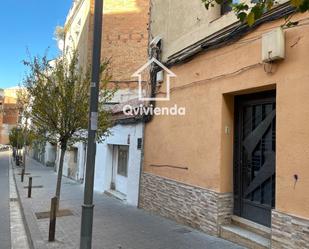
{"left": 156, "top": 70, "right": 164, "bottom": 83}
{"left": 262, "top": 27, "right": 285, "bottom": 62}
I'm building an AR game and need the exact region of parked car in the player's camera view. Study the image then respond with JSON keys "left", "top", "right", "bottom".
{"left": 0, "top": 144, "right": 10, "bottom": 151}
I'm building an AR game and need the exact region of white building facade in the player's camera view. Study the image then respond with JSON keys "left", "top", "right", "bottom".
{"left": 94, "top": 122, "right": 144, "bottom": 206}
{"left": 56, "top": 142, "right": 87, "bottom": 182}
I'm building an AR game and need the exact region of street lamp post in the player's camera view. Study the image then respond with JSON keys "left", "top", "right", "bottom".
{"left": 80, "top": 0, "right": 104, "bottom": 248}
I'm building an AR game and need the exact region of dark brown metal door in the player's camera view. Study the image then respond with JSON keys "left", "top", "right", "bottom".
{"left": 234, "top": 91, "right": 276, "bottom": 227}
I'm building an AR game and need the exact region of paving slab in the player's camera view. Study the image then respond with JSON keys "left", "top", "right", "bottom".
{"left": 14, "top": 156, "right": 246, "bottom": 249}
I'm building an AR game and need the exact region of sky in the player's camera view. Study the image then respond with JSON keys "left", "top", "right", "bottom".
{"left": 0, "top": 0, "right": 72, "bottom": 89}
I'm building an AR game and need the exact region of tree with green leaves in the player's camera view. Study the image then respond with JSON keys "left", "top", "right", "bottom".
{"left": 9, "top": 126, "right": 23, "bottom": 163}
{"left": 9, "top": 127, "right": 24, "bottom": 149}
{"left": 202, "top": 0, "right": 309, "bottom": 26}
{"left": 9, "top": 126, "right": 34, "bottom": 163}
{"left": 23, "top": 50, "right": 114, "bottom": 210}
{"left": 9, "top": 126, "right": 35, "bottom": 148}
{"left": 16, "top": 87, "right": 31, "bottom": 170}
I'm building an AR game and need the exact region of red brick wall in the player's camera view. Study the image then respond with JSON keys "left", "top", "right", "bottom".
{"left": 88, "top": 0, "right": 149, "bottom": 88}
{"left": 0, "top": 101, "right": 18, "bottom": 145}
{"left": 3, "top": 104, "right": 18, "bottom": 125}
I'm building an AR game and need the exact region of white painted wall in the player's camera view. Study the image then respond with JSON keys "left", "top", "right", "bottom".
{"left": 64, "top": 0, "right": 90, "bottom": 52}
{"left": 93, "top": 122, "right": 144, "bottom": 206}
{"left": 111, "top": 89, "right": 140, "bottom": 103}
{"left": 44, "top": 142, "right": 57, "bottom": 166}
{"left": 55, "top": 142, "right": 86, "bottom": 182}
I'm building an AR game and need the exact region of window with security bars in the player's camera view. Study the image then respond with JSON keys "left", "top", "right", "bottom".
{"left": 117, "top": 146, "right": 129, "bottom": 177}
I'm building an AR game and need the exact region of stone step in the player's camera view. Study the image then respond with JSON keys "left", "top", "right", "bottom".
{"left": 104, "top": 189, "right": 126, "bottom": 201}
{"left": 231, "top": 215, "right": 271, "bottom": 239}
{"left": 220, "top": 224, "right": 271, "bottom": 249}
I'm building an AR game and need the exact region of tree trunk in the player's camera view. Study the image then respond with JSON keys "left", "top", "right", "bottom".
{"left": 23, "top": 139, "right": 27, "bottom": 171}
{"left": 48, "top": 142, "right": 66, "bottom": 241}
{"left": 23, "top": 147, "right": 26, "bottom": 169}
{"left": 23, "top": 120, "right": 28, "bottom": 172}
{"left": 55, "top": 143, "right": 66, "bottom": 210}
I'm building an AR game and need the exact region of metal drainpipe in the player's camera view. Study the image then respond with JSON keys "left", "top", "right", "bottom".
{"left": 137, "top": 56, "right": 160, "bottom": 206}
{"left": 137, "top": 122, "right": 145, "bottom": 208}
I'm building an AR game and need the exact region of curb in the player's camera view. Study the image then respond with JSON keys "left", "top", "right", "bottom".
{"left": 10, "top": 154, "right": 39, "bottom": 249}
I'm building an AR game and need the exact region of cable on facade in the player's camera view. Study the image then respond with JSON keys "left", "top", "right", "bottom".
{"left": 149, "top": 164, "right": 189, "bottom": 170}
{"left": 166, "top": 3, "right": 296, "bottom": 67}
{"left": 154, "top": 63, "right": 262, "bottom": 94}
{"left": 140, "top": 3, "right": 309, "bottom": 123}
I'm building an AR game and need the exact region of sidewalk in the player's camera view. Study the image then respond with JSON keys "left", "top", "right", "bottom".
{"left": 13, "top": 156, "right": 245, "bottom": 249}
{"left": 9, "top": 154, "right": 30, "bottom": 249}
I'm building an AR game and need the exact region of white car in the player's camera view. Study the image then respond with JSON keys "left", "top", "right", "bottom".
{"left": 0, "top": 144, "right": 10, "bottom": 151}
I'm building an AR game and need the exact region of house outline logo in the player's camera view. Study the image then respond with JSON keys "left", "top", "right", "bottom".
{"left": 132, "top": 57, "right": 176, "bottom": 101}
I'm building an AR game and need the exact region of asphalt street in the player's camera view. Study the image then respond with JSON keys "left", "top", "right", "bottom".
{"left": 0, "top": 151, "right": 11, "bottom": 249}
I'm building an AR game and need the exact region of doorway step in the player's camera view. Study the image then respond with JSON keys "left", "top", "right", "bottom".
{"left": 104, "top": 189, "right": 126, "bottom": 202}
{"left": 220, "top": 215, "right": 271, "bottom": 249}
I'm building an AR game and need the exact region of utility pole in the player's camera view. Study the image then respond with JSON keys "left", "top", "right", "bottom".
{"left": 80, "top": 0, "right": 103, "bottom": 248}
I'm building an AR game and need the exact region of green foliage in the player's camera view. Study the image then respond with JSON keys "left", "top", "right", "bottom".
{"left": 247, "top": 12, "right": 256, "bottom": 26}
{"left": 9, "top": 127, "right": 23, "bottom": 148}
{"left": 22, "top": 50, "right": 114, "bottom": 149}
{"left": 54, "top": 26, "right": 65, "bottom": 41}
{"left": 202, "top": 0, "right": 309, "bottom": 26}
{"left": 298, "top": 0, "right": 309, "bottom": 12}
{"left": 9, "top": 127, "right": 34, "bottom": 148}
{"left": 16, "top": 88, "right": 30, "bottom": 114}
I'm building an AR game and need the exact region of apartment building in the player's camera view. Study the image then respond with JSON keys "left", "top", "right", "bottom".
{"left": 139, "top": 1, "right": 309, "bottom": 248}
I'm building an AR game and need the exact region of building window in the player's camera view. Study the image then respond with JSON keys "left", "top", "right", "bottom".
{"left": 117, "top": 146, "right": 129, "bottom": 177}
{"left": 221, "top": 0, "right": 239, "bottom": 15}
{"left": 137, "top": 138, "right": 142, "bottom": 150}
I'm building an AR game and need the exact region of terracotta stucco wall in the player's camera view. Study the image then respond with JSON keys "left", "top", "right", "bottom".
{"left": 143, "top": 14, "right": 309, "bottom": 219}
{"left": 0, "top": 98, "right": 3, "bottom": 126}
{"left": 0, "top": 98, "right": 3, "bottom": 144}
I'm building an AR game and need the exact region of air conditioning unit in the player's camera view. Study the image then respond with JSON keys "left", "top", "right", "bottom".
{"left": 262, "top": 27, "right": 285, "bottom": 62}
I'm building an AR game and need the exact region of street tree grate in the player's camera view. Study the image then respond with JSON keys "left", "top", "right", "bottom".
{"left": 35, "top": 209, "right": 74, "bottom": 219}
{"left": 173, "top": 228, "right": 192, "bottom": 234}
{"left": 63, "top": 181, "right": 80, "bottom": 185}
{"left": 24, "top": 185, "right": 44, "bottom": 189}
